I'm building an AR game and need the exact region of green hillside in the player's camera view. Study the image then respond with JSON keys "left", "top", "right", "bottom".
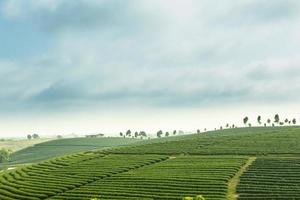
{"left": 1, "top": 127, "right": 300, "bottom": 200}
{"left": 108, "top": 127, "right": 300, "bottom": 155}
{"left": 7, "top": 137, "right": 140, "bottom": 165}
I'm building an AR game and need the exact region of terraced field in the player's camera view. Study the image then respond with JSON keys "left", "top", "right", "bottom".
{"left": 51, "top": 156, "right": 246, "bottom": 200}
{"left": 0, "top": 152, "right": 246, "bottom": 200}
{"left": 8, "top": 137, "right": 140, "bottom": 165}
{"left": 109, "top": 127, "right": 300, "bottom": 155}
{"left": 237, "top": 157, "right": 300, "bottom": 199}
{"left": 1, "top": 126, "right": 300, "bottom": 200}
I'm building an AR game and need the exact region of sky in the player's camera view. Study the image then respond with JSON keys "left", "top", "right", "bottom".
{"left": 1, "top": 0, "right": 300, "bottom": 137}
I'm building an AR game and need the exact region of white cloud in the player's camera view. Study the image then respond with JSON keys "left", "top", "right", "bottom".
{"left": 1, "top": 0, "right": 300, "bottom": 112}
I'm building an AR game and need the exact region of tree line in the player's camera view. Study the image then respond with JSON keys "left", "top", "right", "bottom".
{"left": 243, "top": 114, "right": 297, "bottom": 127}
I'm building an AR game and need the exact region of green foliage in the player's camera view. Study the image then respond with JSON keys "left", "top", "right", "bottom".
{"left": 8, "top": 137, "right": 140, "bottom": 165}
{"left": 195, "top": 195, "right": 205, "bottom": 200}
{"left": 157, "top": 130, "right": 163, "bottom": 138}
{"left": 183, "top": 197, "right": 194, "bottom": 200}
{"left": 109, "top": 127, "right": 300, "bottom": 155}
{"left": 238, "top": 157, "right": 300, "bottom": 199}
{"left": 0, "top": 148, "right": 11, "bottom": 163}
{"left": 0, "top": 153, "right": 245, "bottom": 200}
{"left": 243, "top": 116, "right": 249, "bottom": 125}
{"left": 183, "top": 195, "right": 205, "bottom": 200}
{"left": 274, "top": 114, "right": 280, "bottom": 123}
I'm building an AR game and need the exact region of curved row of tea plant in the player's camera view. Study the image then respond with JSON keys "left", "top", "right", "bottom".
{"left": 0, "top": 153, "right": 167, "bottom": 200}
{"left": 48, "top": 156, "right": 246, "bottom": 200}
{"left": 237, "top": 157, "right": 300, "bottom": 199}
{"left": 9, "top": 137, "right": 140, "bottom": 165}
{"left": 108, "top": 127, "right": 300, "bottom": 155}
{"left": 0, "top": 152, "right": 246, "bottom": 200}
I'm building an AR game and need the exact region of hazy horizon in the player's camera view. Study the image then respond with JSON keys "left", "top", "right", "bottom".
{"left": 1, "top": 0, "right": 300, "bottom": 137}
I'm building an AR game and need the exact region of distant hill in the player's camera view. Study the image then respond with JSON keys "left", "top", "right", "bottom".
{"left": 108, "top": 126, "right": 300, "bottom": 155}
{"left": 0, "top": 138, "right": 53, "bottom": 152}
{"left": 7, "top": 137, "right": 141, "bottom": 166}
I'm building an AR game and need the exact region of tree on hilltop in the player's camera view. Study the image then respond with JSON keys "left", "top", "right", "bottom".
{"left": 285, "top": 118, "right": 289, "bottom": 124}
{"left": 134, "top": 131, "right": 139, "bottom": 138}
{"left": 243, "top": 117, "right": 249, "bottom": 126}
{"left": 157, "top": 130, "right": 163, "bottom": 138}
{"left": 292, "top": 118, "right": 297, "bottom": 124}
{"left": 139, "top": 131, "right": 147, "bottom": 137}
{"left": 274, "top": 114, "right": 280, "bottom": 124}
{"left": 257, "top": 116, "right": 262, "bottom": 125}
{"left": 32, "top": 134, "right": 39, "bottom": 139}
{"left": 27, "top": 134, "right": 32, "bottom": 140}
{"left": 126, "top": 130, "right": 131, "bottom": 137}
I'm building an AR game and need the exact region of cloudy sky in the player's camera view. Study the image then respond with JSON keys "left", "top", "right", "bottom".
{"left": 1, "top": 0, "right": 300, "bottom": 137}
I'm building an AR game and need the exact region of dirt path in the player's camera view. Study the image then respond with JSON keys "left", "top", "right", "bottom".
{"left": 227, "top": 156, "right": 257, "bottom": 200}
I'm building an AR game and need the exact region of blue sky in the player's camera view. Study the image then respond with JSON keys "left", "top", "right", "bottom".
{"left": 1, "top": 0, "right": 300, "bottom": 137}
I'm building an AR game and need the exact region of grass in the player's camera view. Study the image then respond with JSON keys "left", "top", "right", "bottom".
{"left": 227, "top": 157, "right": 256, "bottom": 200}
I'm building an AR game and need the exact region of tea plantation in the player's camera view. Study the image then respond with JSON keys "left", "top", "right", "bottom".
{"left": 237, "top": 157, "right": 300, "bottom": 199}
{"left": 1, "top": 126, "right": 300, "bottom": 199}
{"left": 109, "top": 127, "right": 300, "bottom": 155}
{"left": 7, "top": 137, "right": 140, "bottom": 165}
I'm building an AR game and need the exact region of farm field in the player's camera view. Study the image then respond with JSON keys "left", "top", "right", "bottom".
{"left": 109, "top": 127, "right": 300, "bottom": 155}
{"left": 0, "top": 153, "right": 246, "bottom": 200}
{"left": 0, "top": 138, "right": 53, "bottom": 152}
{"left": 7, "top": 137, "right": 141, "bottom": 165}
{"left": 1, "top": 126, "right": 300, "bottom": 200}
{"left": 237, "top": 157, "right": 300, "bottom": 199}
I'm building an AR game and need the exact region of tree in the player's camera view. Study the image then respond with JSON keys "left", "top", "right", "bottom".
{"left": 139, "top": 131, "right": 147, "bottom": 137}
{"left": 126, "top": 130, "right": 131, "bottom": 137}
{"left": 220, "top": 126, "right": 223, "bottom": 130}
{"left": 197, "top": 129, "right": 200, "bottom": 134}
{"left": 119, "top": 132, "right": 123, "bottom": 137}
{"left": 292, "top": 118, "right": 297, "bottom": 124}
{"left": 267, "top": 119, "right": 271, "bottom": 124}
{"left": 264, "top": 123, "right": 267, "bottom": 127}
{"left": 173, "top": 130, "right": 177, "bottom": 135}
{"left": 226, "top": 123, "right": 229, "bottom": 128}
{"left": 165, "top": 132, "right": 169, "bottom": 137}
{"left": 243, "top": 117, "right": 249, "bottom": 126}
{"left": 279, "top": 122, "right": 284, "bottom": 126}
{"left": 27, "top": 134, "right": 32, "bottom": 140}
{"left": 157, "top": 130, "right": 163, "bottom": 138}
{"left": 257, "top": 116, "right": 262, "bottom": 125}
{"left": 0, "top": 148, "right": 11, "bottom": 163}
{"left": 285, "top": 118, "right": 289, "bottom": 124}
{"left": 248, "top": 123, "right": 252, "bottom": 127}
{"left": 57, "top": 135, "right": 63, "bottom": 139}
{"left": 32, "top": 134, "right": 39, "bottom": 139}
{"left": 204, "top": 128, "right": 207, "bottom": 132}
{"left": 274, "top": 114, "right": 280, "bottom": 124}
{"left": 134, "top": 131, "right": 139, "bottom": 138}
